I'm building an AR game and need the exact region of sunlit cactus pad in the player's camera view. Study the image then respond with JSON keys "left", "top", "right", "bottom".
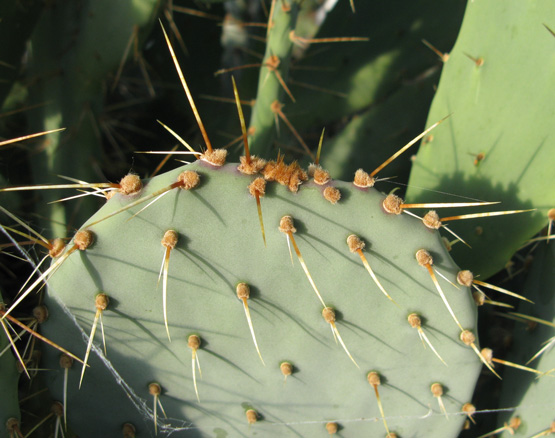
{"left": 41, "top": 160, "right": 481, "bottom": 437}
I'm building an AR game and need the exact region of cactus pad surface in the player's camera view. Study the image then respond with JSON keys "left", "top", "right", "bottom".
{"left": 40, "top": 160, "right": 482, "bottom": 437}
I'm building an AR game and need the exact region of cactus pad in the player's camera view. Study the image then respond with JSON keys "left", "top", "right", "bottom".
{"left": 41, "top": 160, "right": 482, "bottom": 437}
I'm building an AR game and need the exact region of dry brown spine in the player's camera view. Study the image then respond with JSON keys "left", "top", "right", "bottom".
{"left": 367, "top": 371, "right": 390, "bottom": 435}
{"left": 238, "top": 155, "right": 267, "bottom": 175}
{"left": 481, "top": 347, "right": 544, "bottom": 375}
{"left": 264, "top": 55, "right": 295, "bottom": 102}
{"left": 247, "top": 177, "right": 267, "bottom": 246}
{"left": 262, "top": 159, "right": 278, "bottom": 180}
{"left": 262, "top": 158, "right": 308, "bottom": 193}
{"left": 422, "top": 39, "right": 450, "bottom": 63}
{"left": 464, "top": 52, "right": 484, "bottom": 66}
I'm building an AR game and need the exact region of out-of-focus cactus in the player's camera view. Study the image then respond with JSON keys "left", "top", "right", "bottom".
{"left": 245, "top": 0, "right": 465, "bottom": 176}
{"left": 24, "top": 0, "right": 162, "bottom": 236}
{"left": 0, "top": 292, "right": 20, "bottom": 438}
{"left": 0, "top": 0, "right": 43, "bottom": 108}
{"left": 497, "top": 241, "right": 555, "bottom": 437}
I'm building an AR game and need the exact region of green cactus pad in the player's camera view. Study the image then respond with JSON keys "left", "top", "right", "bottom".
{"left": 406, "top": 0, "right": 555, "bottom": 279}
{"left": 41, "top": 160, "right": 481, "bottom": 437}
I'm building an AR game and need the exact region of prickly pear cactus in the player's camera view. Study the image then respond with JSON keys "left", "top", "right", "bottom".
{"left": 7, "top": 0, "right": 551, "bottom": 436}
{"left": 40, "top": 159, "right": 482, "bottom": 437}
